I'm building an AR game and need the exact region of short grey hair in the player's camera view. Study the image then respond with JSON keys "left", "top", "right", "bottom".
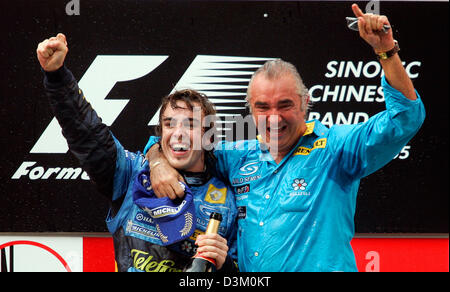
{"left": 246, "top": 59, "right": 312, "bottom": 113}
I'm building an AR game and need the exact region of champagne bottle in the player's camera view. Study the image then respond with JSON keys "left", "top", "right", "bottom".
{"left": 185, "top": 212, "right": 222, "bottom": 272}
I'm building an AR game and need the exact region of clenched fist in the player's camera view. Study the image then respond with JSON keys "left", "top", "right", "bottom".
{"left": 36, "top": 33, "right": 68, "bottom": 72}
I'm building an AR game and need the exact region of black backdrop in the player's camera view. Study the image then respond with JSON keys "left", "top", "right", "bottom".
{"left": 0, "top": 0, "right": 448, "bottom": 233}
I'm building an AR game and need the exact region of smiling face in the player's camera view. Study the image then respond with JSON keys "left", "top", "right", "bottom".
{"left": 249, "top": 73, "right": 308, "bottom": 162}
{"left": 160, "top": 100, "right": 205, "bottom": 172}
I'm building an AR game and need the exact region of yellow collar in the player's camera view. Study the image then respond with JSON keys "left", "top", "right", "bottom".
{"left": 303, "top": 121, "right": 315, "bottom": 136}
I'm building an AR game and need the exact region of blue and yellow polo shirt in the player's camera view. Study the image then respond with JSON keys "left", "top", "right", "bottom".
{"left": 213, "top": 76, "right": 425, "bottom": 271}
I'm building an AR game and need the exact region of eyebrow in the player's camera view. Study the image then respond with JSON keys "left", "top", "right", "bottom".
{"left": 254, "top": 99, "right": 294, "bottom": 107}
{"left": 254, "top": 101, "right": 269, "bottom": 107}
{"left": 162, "top": 117, "right": 199, "bottom": 123}
{"left": 278, "top": 99, "right": 294, "bottom": 106}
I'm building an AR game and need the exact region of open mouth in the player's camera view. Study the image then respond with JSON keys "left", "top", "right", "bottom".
{"left": 267, "top": 125, "right": 287, "bottom": 137}
{"left": 170, "top": 143, "right": 190, "bottom": 156}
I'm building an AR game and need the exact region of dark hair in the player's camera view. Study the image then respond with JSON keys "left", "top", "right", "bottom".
{"left": 155, "top": 89, "right": 217, "bottom": 137}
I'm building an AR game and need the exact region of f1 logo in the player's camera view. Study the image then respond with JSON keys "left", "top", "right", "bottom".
{"left": 30, "top": 55, "right": 273, "bottom": 154}
{"left": 30, "top": 56, "right": 168, "bottom": 153}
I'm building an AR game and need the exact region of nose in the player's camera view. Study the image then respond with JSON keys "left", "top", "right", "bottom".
{"left": 172, "top": 122, "right": 190, "bottom": 143}
{"left": 173, "top": 123, "right": 186, "bottom": 136}
{"left": 268, "top": 113, "right": 282, "bottom": 124}
{"left": 255, "top": 111, "right": 283, "bottom": 134}
{"left": 267, "top": 110, "right": 283, "bottom": 129}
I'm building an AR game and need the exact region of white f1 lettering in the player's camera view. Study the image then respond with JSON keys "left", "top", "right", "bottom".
{"left": 30, "top": 55, "right": 168, "bottom": 153}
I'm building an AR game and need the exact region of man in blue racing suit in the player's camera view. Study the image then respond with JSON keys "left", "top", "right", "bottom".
{"left": 143, "top": 4, "right": 425, "bottom": 271}
{"left": 36, "top": 33, "right": 238, "bottom": 272}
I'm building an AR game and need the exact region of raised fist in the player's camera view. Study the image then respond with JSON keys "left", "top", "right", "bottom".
{"left": 36, "top": 33, "right": 68, "bottom": 72}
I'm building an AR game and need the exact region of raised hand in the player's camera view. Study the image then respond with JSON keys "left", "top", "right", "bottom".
{"left": 36, "top": 33, "right": 69, "bottom": 72}
{"left": 351, "top": 3, "right": 395, "bottom": 53}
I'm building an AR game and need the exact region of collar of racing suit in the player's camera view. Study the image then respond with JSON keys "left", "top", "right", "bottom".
{"left": 180, "top": 169, "right": 212, "bottom": 186}
{"left": 180, "top": 150, "right": 216, "bottom": 187}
